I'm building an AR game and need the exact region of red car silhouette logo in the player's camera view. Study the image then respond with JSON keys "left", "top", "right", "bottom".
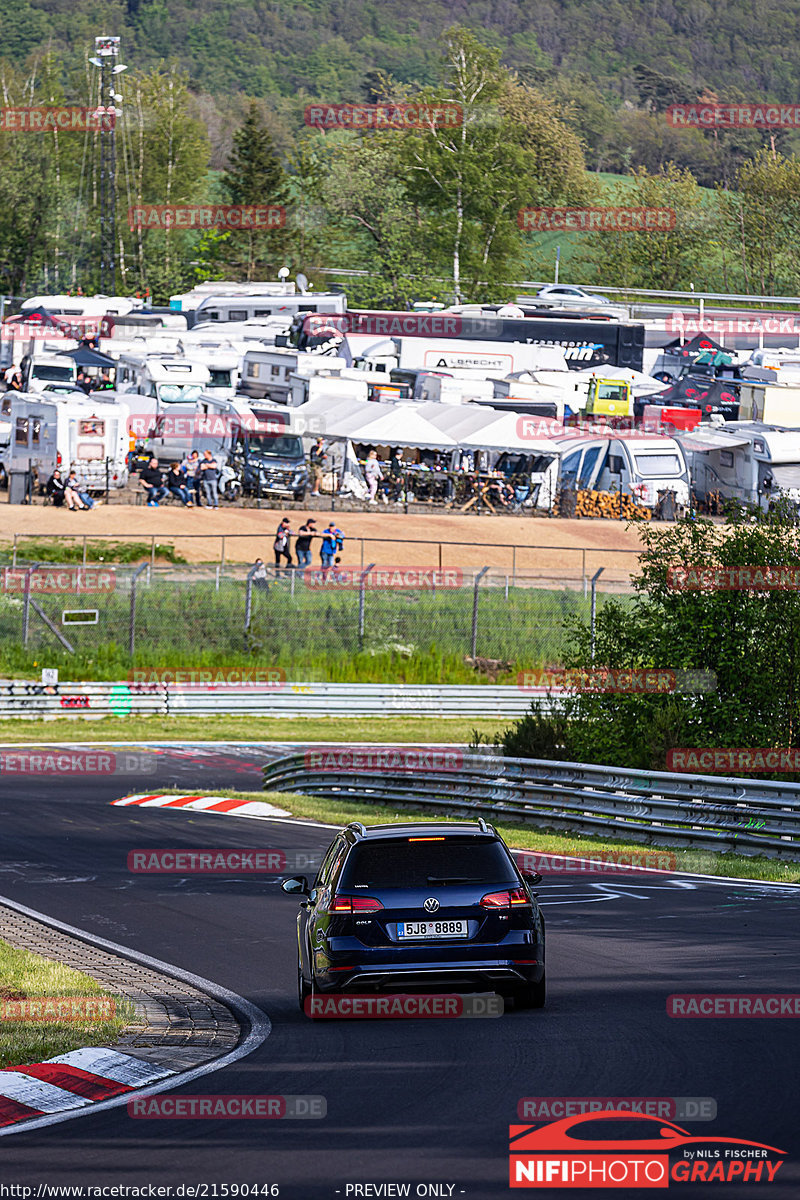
{"left": 510, "top": 1110, "right": 785, "bottom": 1154}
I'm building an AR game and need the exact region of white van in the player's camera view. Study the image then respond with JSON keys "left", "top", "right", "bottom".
{"left": 22, "top": 352, "right": 78, "bottom": 391}
{"left": 554, "top": 432, "right": 690, "bottom": 508}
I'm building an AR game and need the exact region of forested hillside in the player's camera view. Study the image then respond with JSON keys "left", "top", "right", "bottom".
{"left": 7, "top": 0, "right": 800, "bottom": 101}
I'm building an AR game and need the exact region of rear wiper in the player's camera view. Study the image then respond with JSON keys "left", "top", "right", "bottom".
{"left": 426, "top": 876, "right": 483, "bottom": 884}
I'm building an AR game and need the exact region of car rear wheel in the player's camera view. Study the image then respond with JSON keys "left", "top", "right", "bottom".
{"left": 515, "top": 970, "right": 546, "bottom": 1010}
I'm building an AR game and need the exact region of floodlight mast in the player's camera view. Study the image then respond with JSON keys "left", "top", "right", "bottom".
{"left": 94, "top": 36, "right": 124, "bottom": 294}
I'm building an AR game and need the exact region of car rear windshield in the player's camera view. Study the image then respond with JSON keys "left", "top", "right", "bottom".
{"left": 338, "top": 837, "right": 518, "bottom": 888}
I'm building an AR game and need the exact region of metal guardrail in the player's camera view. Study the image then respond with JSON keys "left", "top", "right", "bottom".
{"left": 261, "top": 751, "right": 800, "bottom": 860}
{"left": 0, "top": 680, "right": 535, "bottom": 721}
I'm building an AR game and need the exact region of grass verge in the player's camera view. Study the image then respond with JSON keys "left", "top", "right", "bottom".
{"left": 0, "top": 939, "right": 135, "bottom": 1069}
{"left": 173, "top": 788, "right": 800, "bottom": 885}
{"left": 0, "top": 714, "right": 509, "bottom": 744}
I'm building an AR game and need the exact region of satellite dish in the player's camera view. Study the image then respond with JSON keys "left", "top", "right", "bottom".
{"left": 278, "top": 266, "right": 290, "bottom": 280}
{"left": 296, "top": 272, "right": 309, "bottom": 293}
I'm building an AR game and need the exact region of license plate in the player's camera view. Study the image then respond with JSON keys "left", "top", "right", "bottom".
{"left": 397, "top": 920, "right": 468, "bottom": 940}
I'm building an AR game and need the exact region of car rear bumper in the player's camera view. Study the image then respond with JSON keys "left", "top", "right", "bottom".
{"left": 316, "top": 957, "right": 544, "bottom": 993}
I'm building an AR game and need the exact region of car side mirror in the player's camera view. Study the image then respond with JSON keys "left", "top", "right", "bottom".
{"left": 281, "top": 875, "right": 310, "bottom": 896}
{"left": 523, "top": 871, "right": 543, "bottom": 887}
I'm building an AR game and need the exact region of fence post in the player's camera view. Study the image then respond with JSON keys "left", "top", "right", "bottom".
{"left": 21, "top": 562, "right": 39, "bottom": 647}
{"left": 590, "top": 567, "right": 605, "bottom": 662}
{"left": 150, "top": 535, "right": 156, "bottom": 571}
{"left": 12, "top": 533, "right": 17, "bottom": 568}
{"left": 358, "top": 563, "right": 376, "bottom": 650}
{"left": 129, "top": 561, "right": 149, "bottom": 658}
{"left": 471, "top": 566, "right": 490, "bottom": 658}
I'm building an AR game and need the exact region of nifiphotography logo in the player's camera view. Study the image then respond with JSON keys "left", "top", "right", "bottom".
{"left": 508, "top": 1111, "right": 786, "bottom": 1187}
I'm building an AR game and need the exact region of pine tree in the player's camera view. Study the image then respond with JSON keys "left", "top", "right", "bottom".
{"left": 222, "top": 103, "right": 290, "bottom": 281}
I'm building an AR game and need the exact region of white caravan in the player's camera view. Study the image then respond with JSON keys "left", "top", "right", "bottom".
{"left": 239, "top": 348, "right": 347, "bottom": 403}
{"left": 554, "top": 432, "right": 690, "bottom": 508}
{"left": 678, "top": 422, "right": 800, "bottom": 511}
{"left": 2, "top": 391, "right": 130, "bottom": 489}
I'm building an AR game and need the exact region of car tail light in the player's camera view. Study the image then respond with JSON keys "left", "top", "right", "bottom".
{"left": 330, "top": 895, "right": 384, "bottom": 913}
{"left": 480, "top": 888, "right": 530, "bottom": 908}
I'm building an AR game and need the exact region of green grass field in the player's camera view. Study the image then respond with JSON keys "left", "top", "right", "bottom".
{"left": 0, "top": 940, "right": 134, "bottom": 1070}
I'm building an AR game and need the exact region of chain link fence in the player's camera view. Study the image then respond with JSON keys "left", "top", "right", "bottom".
{"left": 0, "top": 563, "right": 633, "bottom": 681}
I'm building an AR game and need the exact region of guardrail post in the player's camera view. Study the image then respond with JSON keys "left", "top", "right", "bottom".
{"left": 471, "top": 566, "right": 490, "bottom": 658}
{"left": 590, "top": 567, "right": 605, "bottom": 662}
{"left": 358, "top": 563, "right": 376, "bottom": 650}
{"left": 129, "top": 561, "right": 149, "bottom": 658}
{"left": 21, "top": 562, "right": 39, "bottom": 647}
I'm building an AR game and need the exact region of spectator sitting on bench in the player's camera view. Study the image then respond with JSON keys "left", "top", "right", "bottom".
{"left": 45, "top": 469, "right": 67, "bottom": 507}
{"left": 166, "top": 461, "right": 193, "bottom": 507}
{"left": 140, "top": 457, "right": 169, "bottom": 506}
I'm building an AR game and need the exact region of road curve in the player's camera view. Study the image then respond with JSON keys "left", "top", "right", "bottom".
{"left": 0, "top": 742, "right": 798, "bottom": 1198}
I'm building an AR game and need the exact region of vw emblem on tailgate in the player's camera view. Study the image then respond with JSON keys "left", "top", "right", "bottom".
{"left": 424, "top": 897, "right": 440, "bottom": 913}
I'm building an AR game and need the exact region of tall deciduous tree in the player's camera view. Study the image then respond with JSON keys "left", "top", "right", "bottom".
{"left": 402, "top": 27, "right": 591, "bottom": 300}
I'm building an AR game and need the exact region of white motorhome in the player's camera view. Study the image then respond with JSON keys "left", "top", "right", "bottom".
{"left": 678, "top": 422, "right": 800, "bottom": 511}
{"left": 98, "top": 312, "right": 189, "bottom": 356}
{"left": 239, "top": 348, "right": 347, "bottom": 403}
{"left": 20, "top": 295, "right": 139, "bottom": 318}
{"left": 21, "top": 351, "right": 78, "bottom": 392}
{"left": 192, "top": 291, "right": 347, "bottom": 326}
{"left": 116, "top": 353, "right": 211, "bottom": 407}
{"left": 2, "top": 392, "right": 130, "bottom": 490}
{"left": 415, "top": 374, "right": 495, "bottom": 405}
{"left": 554, "top": 432, "right": 690, "bottom": 508}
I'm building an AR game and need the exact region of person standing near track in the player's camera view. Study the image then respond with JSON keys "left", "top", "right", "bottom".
{"left": 294, "top": 518, "right": 316, "bottom": 568}
{"left": 274, "top": 517, "right": 294, "bottom": 571}
{"left": 320, "top": 522, "right": 344, "bottom": 569}
{"left": 199, "top": 449, "right": 220, "bottom": 509}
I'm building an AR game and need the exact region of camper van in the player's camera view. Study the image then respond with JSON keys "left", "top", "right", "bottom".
{"left": 116, "top": 353, "right": 211, "bottom": 408}
{"left": 289, "top": 372, "right": 368, "bottom": 409}
{"left": 98, "top": 312, "right": 189, "bottom": 353}
{"left": 20, "top": 295, "right": 139, "bottom": 318}
{"left": 554, "top": 432, "right": 690, "bottom": 509}
{"left": 1, "top": 392, "right": 130, "bottom": 491}
{"left": 21, "top": 351, "right": 78, "bottom": 392}
{"left": 679, "top": 422, "right": 800, "bottom": 511}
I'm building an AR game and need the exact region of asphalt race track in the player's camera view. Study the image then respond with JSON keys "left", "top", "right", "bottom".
{"left": 0, "top": 742, "right": 799, "bottom": 1198}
